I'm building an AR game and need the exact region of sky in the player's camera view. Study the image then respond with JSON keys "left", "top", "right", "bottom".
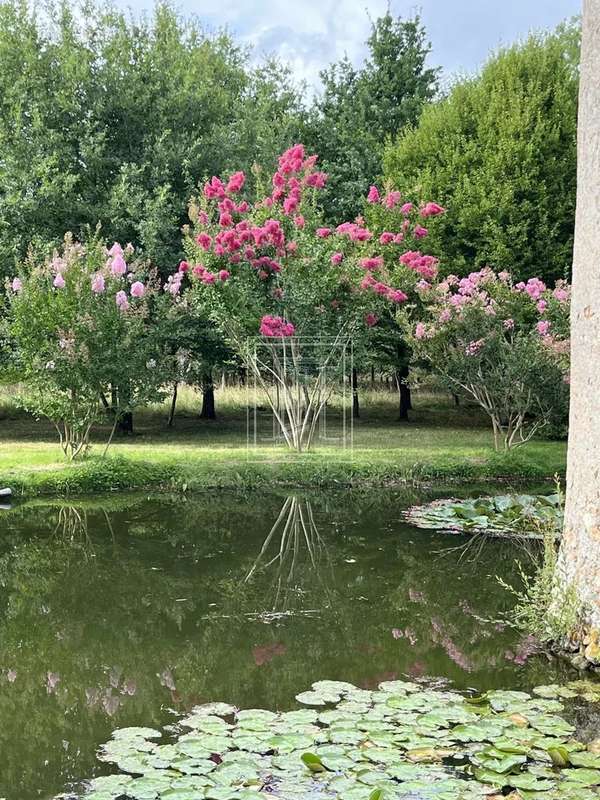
{"left": 119, "top": 0, "right": 581, "bottom": 91}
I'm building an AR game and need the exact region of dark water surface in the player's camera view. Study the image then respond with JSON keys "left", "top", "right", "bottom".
{"left": 0, "top": 488, "right": 571, "bottom": 799}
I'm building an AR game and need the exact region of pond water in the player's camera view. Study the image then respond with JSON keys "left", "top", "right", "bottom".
{"left": 0, "top": 487, "right": 572, "bottom": 799}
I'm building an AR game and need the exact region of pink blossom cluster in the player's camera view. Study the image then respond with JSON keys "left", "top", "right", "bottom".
{"left": 269, "top": 144, "right": 327, "bottom": 215}
{"left": 360, "top": 273, "right": 408, "bottom": 304}
{"left": 399, "top": 251, "right": 440, "bottom": 280}
{"left": 259, "top": 315, "right": 295, "bottom": 338}
{"left": 515, "top": 277, "right": 546, "bottom": 300}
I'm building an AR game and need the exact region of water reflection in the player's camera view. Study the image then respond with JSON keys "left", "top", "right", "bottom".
{"left": 0, "top": 489, "right": 571, "bottom": 800}
{"left": 244, "top": 495, "right": 332, "bottom": 617}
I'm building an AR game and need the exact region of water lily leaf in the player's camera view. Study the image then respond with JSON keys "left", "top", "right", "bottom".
{"left": 300, "top": 752, "right": 328, "bottom": 773}
{"left": 562, "top": 767, "right": 600, "bottom": 785}
{"left": 406, "top": 747, "right": 454, "bottom": 763}
{"left": 296, "top": 690, "right": 338, "bottom": 706}
{"left": 569, "top": 751, "right": 600, "bottom": 768}
{"left": 506, "top": 773, "right": 555, "bottom": 791}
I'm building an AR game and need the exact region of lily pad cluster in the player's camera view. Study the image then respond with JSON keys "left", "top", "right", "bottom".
{"left": 403, "top": 494, "right": 562, "bottom": 538}
{"left": 66, "top": 678, "right": 600, "bottom": 800}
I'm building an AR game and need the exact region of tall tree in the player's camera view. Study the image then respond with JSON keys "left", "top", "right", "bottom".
{"left": 556, "top": 0, "right": 600, "bottom": 638}
{"left": 304, "top": 12, "right": 438, "bottom": 223}
{"left": 0, "top": 0, "right": 303, "bottom": 274}
{"left": 384, "top": 23, "right": 580, "bottom": 284}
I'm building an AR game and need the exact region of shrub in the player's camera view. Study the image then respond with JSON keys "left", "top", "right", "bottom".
{"left": 407, "top": 268, "right": 570, "bottom": 449}
{"left": 5, "top": 234, "right": 167, "bottom": 458}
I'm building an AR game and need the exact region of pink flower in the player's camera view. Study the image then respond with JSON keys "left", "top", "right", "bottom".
{"left": 536, "top": 299, "right": 548, "bottom": 313}
{"left": 293, "top": 215, "right": 305, "bottom": 228}
{"left": 219, "top": 212, "right": 233, "bottom": 228}
{"left": 178, "top": 260, "right": 190, "bottom": 273}
{"left": 204, "top": 176, "right": 226, "bottom": 199}
{"left": 218, "top": 269, "right": 230, "bottom": 282}
{"left": 420, "top": 202, "right": 445, "bottom": 217}
{"left": 523, "top": 277, "right": 546, "bottom": 300}
{"left": 388, "top": 289, "right": 408, "bottom": 303}
{"left": 130, "top": 281, "right": 145, "bottom": 298}
{"left": 283, "top": 196, "right": 298, "bottom": 215}
{"left": 202, "top": 271, "right": 216, "bottom": 284}
{"left": 439, "top": 308, "right": 451, "bottom": 323}
{"left": 379, "top": 232, "right": 395, "bottom": 245}
{"left": 330, "top": 252, "right": 343, "bottom": 265}
{"left": 416, "top": 279, "right": 431, "bottom": 292}
{"left": 226, "top": 170, "right": 245, "bottom": 193}
{"left": 415, "top": 322, "right": 427, "bottom": 339}
{"left": 553, "top": 287, "right": 569, "bottom": 302}
{"left": 53, "top": 274, "right": 65, "bottom": 289}
{"left": 360, "top": 256, "right": 383, "bottom": 271}
{"left": 316, "top": 227, "right": 331, "bottom": 238}
{"left": 465, "top": 339, "right": 484, "bottom": 356}
{"left": 116, "top": 290, "right": 129, "bottom": 311}
{"left": 260, "top": 315, "right": 295, "bottom": 337}
{"left": 11, "top": 277, "right": 22, "bottom": 293}
{"left": 111, "top": 255, "right": 127, "bottom": 277}
{"left": 503, "top": 318, "right": 515, "bottom": 330}
{"left": 537, "top": 320, "right": 551, "bottom": 336}
{"left": 365, "top": 313, "right": 379, "bottom": 327}
{"left": 367, "top": 185, "right": 380, "bottom": 203}
{"left": 196, "top": 233, "right": 212, "bottom": 251}
{"left": 384, "top": 190, "right": 402, "bottom": 209}
{"left": 108, "top": 242, "right": 123, "bottom": 257}
{"left": 413, "top": 225, "right": 428, "bottom": 238}
{"left": 91, "top": 274, "right": 105, "bottom": 294}
{"left": 498, "top": 270, "right": 511, "bottom": 282}
{"left": 400, "top": 202, "right": 413, "bottom": 216}
{"left": 305, "top": 171, "right": 327, "bottom": 188}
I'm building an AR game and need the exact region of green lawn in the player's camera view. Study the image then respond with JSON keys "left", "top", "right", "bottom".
{"left": 0, "top": 386, "right": 567, "bottom": 495}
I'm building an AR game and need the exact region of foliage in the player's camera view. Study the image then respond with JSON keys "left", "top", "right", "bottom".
{"left": 171, "top": 144, "right": 445, "bottom": 449}
{"left": 407, "top": 268, "right": 571, "bottom": 449}
{"left": 384, "top": 22, "right": 580, "bottom": 284}
{"left": 303, "top": 12, "right": 439, "bottom": 223}
{"left": 404, "top": 493, "right": 563, "bottom": 537}
{"left": 0, "top": 0, "right": 303, "bottom": 274}
{"left": 68, "top": 680, "right": 600, "bottom": 799}
{"left": 498, "top": 529, "right": 581, "bottom": 645}
{"left": 5, "top": 234, "right": 167, "bottom": 458}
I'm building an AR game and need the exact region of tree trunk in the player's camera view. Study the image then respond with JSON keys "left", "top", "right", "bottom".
{"left": 556, "top": 0, "right": 600, "bottom": 638}
{"left": 352, "top": 368, "right": 360, "bottom": 419}
{"left": 118, "top": 412, "right": 133, "bottom": 435}
{"left": 396, "top": 365, "right": 411, "bottom": 421}
{"left": 167, "top": 382, "right": 178, "bottom": 427}
{"left": 200, "top": 372, "right": 216, "bottom": 420}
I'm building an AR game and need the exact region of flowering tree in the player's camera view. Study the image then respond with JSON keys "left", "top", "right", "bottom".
{"left": 6, "top": 234, "right": 166, "bottom": 459}
{"left": 407, "top": 269, "right": 570, "bottom": 449}
{"left": 168, "top": 144, "right": 445, "bottom": 450}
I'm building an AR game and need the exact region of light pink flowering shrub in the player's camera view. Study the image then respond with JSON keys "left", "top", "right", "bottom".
{"left": 6, "top": 234, "right": 166, "bottom": 459}
{"left": 406, "top": 268, "right": 571, "bottom": 448}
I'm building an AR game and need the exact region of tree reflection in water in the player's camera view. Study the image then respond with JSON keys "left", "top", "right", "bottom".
{"left": 244, "top": 495, "right": 333, "bottom": 617}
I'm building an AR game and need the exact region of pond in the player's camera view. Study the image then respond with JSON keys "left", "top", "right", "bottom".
{"left": 0, "top": 487, "right": 572, "bottom": 799}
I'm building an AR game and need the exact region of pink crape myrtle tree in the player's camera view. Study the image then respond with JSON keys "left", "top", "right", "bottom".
{"left": 169, "top": 144, "right": 446, "bottom": 451}
{"left": 406, "top": 269, "right": 571, "bottom": 450}
{"left": 6, "top": 234, "right": 167, "bottom": 459}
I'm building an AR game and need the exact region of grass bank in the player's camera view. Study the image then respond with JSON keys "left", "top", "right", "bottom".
{"left": 0, "top": 387, "right": 567, "bottom": 496}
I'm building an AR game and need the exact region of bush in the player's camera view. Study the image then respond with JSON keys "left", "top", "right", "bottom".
{"left": 407, "top": 268, "right": 570, "bottom": 449}
{"left": 5, "top": 234, "right": 168, "bottom": 458}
